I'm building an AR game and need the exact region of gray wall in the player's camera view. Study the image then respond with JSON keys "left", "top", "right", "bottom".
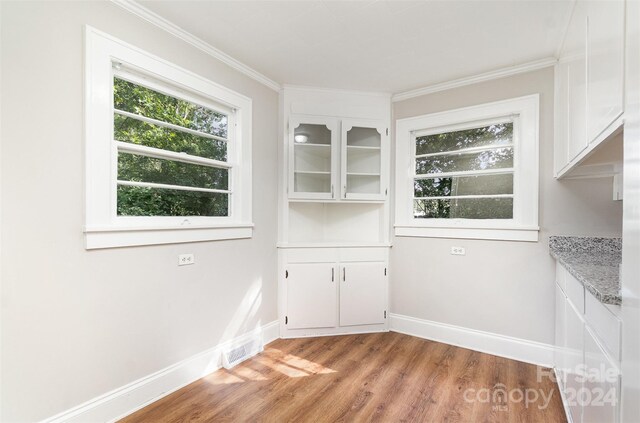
{"left": 0, "top": 1, "right": 278, "bottom": 421}
{"left": 390, "top": 67, "right": 623, "bottom": 344}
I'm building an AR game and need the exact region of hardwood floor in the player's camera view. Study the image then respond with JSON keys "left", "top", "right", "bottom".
{"left": 121, "top": 332, "right": 567, "bottom": 422}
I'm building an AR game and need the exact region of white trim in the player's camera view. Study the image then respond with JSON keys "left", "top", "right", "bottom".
{"left": 394, "top": 95, "right": 540, "bottom": 241}
{"left": 109, "top": 0, "right": 280, "bottom": 92}
{"left": 85, "top": 26, "right": 253, "bottom": 245}
{"left": 389, "top": 313, "right": 554, "bottom": 367}
{"left": 415, "top": 143, "right": 514, "bottom": 159}
{"left": 114, "top": 109, "right": 230, "bottom": 143}
{"left": 394, "top": 225, "right": 539, "bottom": 242}
{"left": 414, "top": 168, "right": 514, "bottom": 179}
{"left": 116, "top": 142, "right": 231, "bottom": 169}
{"left": 84, "top": 224, "right": 253, "bottom": 249}
{"left": 392, "top": 58, "right": 556, "bottom": 102}
{"left": 281, "top": 83, "right": 391, "bottom": 99}
{"left": 413, "top": 194, "right": 514, "bottom": 201}
{"left": 116, "top": 180, "right": 231, "bottom": 195}
{"left": 42, "top": 321, "right": 280, "bottom": 423}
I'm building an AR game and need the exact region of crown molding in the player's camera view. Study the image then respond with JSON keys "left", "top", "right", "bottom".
{"left": 110, "top": 0, "right": 281, "bottom": 92}
{"left": 281, "top": 83, "right": 391, "bottom": 98}
{"left": 391, "top": 57, "right": 557, "bottom": 103}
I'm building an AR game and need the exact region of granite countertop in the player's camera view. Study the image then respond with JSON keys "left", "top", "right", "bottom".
{"left": 549, "top": 236, "right": 622, "bottom": 306}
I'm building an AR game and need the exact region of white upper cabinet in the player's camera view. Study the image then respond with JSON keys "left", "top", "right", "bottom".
{"left": 586, "top": 0, "right": 625, "bottom": 143}
{"left": 288, "top": 115, "right": 388, "bottom": 201}
{"left": 341, "top": 120, "right": 387, "bottom": 200}
{"left": 289, "top": 116, "right": 339, "bottom": 200}
{"left": 554, "top": 0, "right": 625, "bottom": 178}
{"left": 566, "top": 1, "right": 588, "bottom": 162}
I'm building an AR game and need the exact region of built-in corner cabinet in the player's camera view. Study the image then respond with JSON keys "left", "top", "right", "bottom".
{"left": 278, "top": 87, "right": 391, "bottom": 338}
{"left": 554, "top": 0, "right": 625, "bottom": 179}
{"left": 289, "top": 116, "right": 388, "bottom": 201}
{"left": 554, "top": 264, "right": 621, "bottom": 423}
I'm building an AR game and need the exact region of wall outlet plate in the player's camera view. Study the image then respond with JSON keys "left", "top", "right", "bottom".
{"left": 178, "top": 253, "right": 195, "bottom": 266}
{"left": 451, "top": 246, "right": 466, "bottom": 256}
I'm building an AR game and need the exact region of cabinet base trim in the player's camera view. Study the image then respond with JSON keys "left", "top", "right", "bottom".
{"left": 281, "top": 325, "right": 388, "bottom": 339}
{"left": 389, "top": 313, "right": 554, "bottom": 367}
{"left": 42, "top": 320, "right": 280, "bottom": 423}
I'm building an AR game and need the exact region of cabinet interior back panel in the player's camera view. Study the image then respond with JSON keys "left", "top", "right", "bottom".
{"left": 288, "top": 202, "right": 383, "bottom": 244}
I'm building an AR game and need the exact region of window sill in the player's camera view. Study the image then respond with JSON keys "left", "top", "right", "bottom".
{"left": 84, "top": 223, "right": 254, "bottom": 249}
{"left": 394, "top": 225, "right": 539, "bottom": 242}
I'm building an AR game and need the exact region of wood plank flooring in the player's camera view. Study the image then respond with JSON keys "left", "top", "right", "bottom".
{"left": 121, "top": 332, "right": 567, "bottom": 422}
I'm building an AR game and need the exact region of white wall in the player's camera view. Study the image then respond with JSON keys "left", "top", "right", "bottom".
{"left": 0, "top": 2, "right": 278, "bottom": 421}
{"left": 390, "top": 67, "right": 623, "bottom": 344}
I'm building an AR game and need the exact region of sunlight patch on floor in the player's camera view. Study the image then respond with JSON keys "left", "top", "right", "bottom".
{"left": 203, "top": 346, "right": 337, "bottom": 385}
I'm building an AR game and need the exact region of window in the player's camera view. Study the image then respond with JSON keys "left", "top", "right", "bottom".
{"left": 85, "top": 27, "right": 253, "bottom": 249}
{"left": 114, "top": 76, "right": 231, "bottom": 217}
{"left": 395, "top": 95, "right": 539, "bottom": 241}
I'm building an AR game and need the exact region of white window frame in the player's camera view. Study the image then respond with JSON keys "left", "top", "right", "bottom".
{"left": 394, "top": 95, "right": 540, "bottom": 242}
{"left": 84, "top": 27, "right": 253, "bottom": 249}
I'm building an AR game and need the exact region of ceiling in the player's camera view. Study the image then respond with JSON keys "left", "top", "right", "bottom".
{"left": 139, "top": 0, "right": 574, "bottom": 94}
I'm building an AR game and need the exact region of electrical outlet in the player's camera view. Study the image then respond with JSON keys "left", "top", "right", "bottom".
{"left": 178, "top": 253, "right": 195, "bottom": 266}
{"left": 450, "top": 246, "right": 466, "bottom": 256}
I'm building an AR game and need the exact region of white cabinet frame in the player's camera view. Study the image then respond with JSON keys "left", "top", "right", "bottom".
{"left": 288, "top": 116, "right": 339, "bottom": 200}
{"left": 340, "top": 119, "right": 388, "bottom": 201}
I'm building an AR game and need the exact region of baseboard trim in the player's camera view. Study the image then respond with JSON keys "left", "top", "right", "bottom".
{"left": 43, "top": 320, "right": 280, "bottom": 423}
{"left": 389, "top": 313, "right": 554, "bottom": 367}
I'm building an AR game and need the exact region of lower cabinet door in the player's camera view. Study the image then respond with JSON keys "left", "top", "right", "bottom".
{"left": 287, "top": 263, "right": 337, "bottom": 329}
{"left": 583, "top": 327, "right": 620, "bottom": 423}
{"left": 339, "top": 262, "right": 386, "bottom": 327}
{"left": 555, "top": 283, "right": 567, "bottom": 388}
{"left": 565, "top": 299, "right": 585, "bottom": 423}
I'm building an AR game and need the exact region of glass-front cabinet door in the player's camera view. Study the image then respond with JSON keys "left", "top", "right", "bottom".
{"left": 289, "top": 116, "right": 338, "bottom": 200}
{"left": 341, "top": 120, "right": 387, "bottom": 200}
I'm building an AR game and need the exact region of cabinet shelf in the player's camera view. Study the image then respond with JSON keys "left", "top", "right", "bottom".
{"left": 346, "top": 172, "right": 380, "bottom": 177}
{"left": 295, "top": 170, "right": 331, "bottom": 175}
{"left": 347, "top": 145, "right": 380, "bottom": 151}
{"left": 295, "top": 143, "right": 331, "bottom": 148}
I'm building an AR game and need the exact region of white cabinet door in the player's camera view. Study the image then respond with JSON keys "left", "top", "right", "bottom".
{"left": 339, "top": 262, "right": 386, "bottom": 326}
{"left": 555, "top": 283, "right": 567, "bottom": 388}
{"left": 565, "top": 299, "right": 585, "bottom": 423}
{"left": 289, "top": 116, "right": 339, "bottom": 200}
{"left": 566, "top": 1, "right": 589, "bottom": 162}
{"left": 586, "top": 0, "right": 624, "bottom": 143}
{"left": 583, "top": 327, "right": 620, "bottom": 423}
{"left": 555, "top": 64, "right": 570, "bottom": 174}
{"left": 340, "top": 120, "right": 387, "bottom": 201}
{"left": 286, "top": 263, "right": 337, "bottom": 329}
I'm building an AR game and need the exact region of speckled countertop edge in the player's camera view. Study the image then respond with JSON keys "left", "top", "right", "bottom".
{"left": 549, "top": 236, "right": 622, "bottom": 306}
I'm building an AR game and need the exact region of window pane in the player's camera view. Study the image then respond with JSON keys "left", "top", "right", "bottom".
{"left": 118, "top": 153, "right": 228, "bottom": 190}
{"left": 117, "top": 186, "right": 228, "bottom": 216}
{"left": 415, "top": 147, "right": 513, "bottom": 175}
{"left": 415, "top": 122, "right": 513, "bottom": 155}
{"left": 413, "top": 198, "right": 513, "bottom": 219}
{"left": 414, "top": 174, "right": 513, "bottom": 197}
{"left": 114, "top": 78, "right": 228, "bottom": 138}
{"left": 114, "top": 114, "right": 227, "bottom": 161}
